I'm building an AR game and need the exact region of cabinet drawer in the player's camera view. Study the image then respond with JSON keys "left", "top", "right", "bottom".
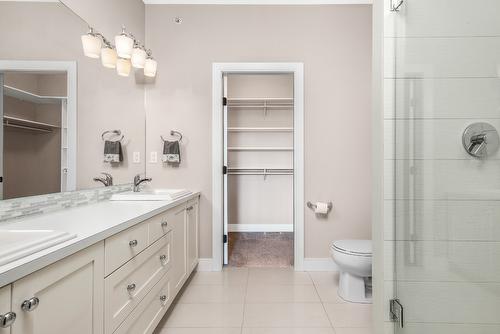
{"left": 114, "top": 271, "right": 172, "bottom": 334}
{"left": 105, "top": 222, "right": 149, "bottom": 276}
{"left": 148, "top": 208, "right": 175, "bottom": 244}
{"left": 105, "top": 232, "right": 172, "bottom": 334}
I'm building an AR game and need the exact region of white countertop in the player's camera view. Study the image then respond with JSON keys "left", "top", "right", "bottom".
{"left": 0, "top": 192, "right": 200, "bottom": 287}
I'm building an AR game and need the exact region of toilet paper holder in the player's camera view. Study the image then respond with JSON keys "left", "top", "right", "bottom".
{"left": 306, "top": 201, "right": 333, "bottom": 214}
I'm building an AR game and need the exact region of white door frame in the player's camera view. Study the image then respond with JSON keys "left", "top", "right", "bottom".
{"left": 212, "top": 62, "right": 305, "bottom": 271}
{"left": 0, "top": 60, "right": 77, "bottom": 192}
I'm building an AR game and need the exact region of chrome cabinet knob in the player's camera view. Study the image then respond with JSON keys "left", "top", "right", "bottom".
{"left": 186, "top": 206, "right": 194, "bottom": 211}
{"left": 129, "top": 240, "right": 138, "bottom": 247}
{"left": 21, "top": 297, "right": 39, "bottom": 312}
{"left": 160, "top": 254, "right": 167, "bottom": 264}
{"left": 161, "top": 221, "right": 168, "bottom": 228}
{"left": 127, "top": 283, "right": 136, "bottom": 293}
{"left": 160, "top": 295, "right": 167, "bottom": 303}
{"left": 0, "top": 312, "right": 16, "bottom": 327}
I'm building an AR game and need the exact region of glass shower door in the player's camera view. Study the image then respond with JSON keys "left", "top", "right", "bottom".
{"left": 389, "top": 0, "right": 500, "bottom": 332}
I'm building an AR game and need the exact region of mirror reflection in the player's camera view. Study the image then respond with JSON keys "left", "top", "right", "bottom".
{"left": 0, "top": 1, "right": 146, "bottom": 200}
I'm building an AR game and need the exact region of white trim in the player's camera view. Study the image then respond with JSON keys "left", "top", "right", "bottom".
{"left": 303, "top": 258, "right": 339, "bottom": 272}
{"left": 212, "top": 62, "right": 304, "bottom": 272}
{"left": 196, "top": 258, "right": 214, "bottom": 271}
{"left": 0, "top": 60, "right": 77, "bottom": 192}
{"left": 144, "top": 0, "right": 372, "bottom": 4}
{"left": 228, "top": 224, "right": 293, "bottom": 233}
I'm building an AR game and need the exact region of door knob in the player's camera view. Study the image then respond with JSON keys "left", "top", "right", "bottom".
{"left": 0, "top": 311, "right": 16, "bottom": 327}
{"left": 21, "top": 297, "right": 40, "bottom": 312}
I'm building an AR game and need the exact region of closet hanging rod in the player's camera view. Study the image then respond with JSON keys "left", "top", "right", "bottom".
{"left": 227, "top": 127, "right": 293, "bottom": 132}
{"left": 228, "top": 147, "right": 293, "bottom": 151}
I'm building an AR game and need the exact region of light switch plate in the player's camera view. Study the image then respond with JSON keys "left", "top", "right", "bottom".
{"left": 133, "top": 152, "right": 140, "bottom": 163}
{"left": 150, "top": 151, "right": 158, "bottom": 163}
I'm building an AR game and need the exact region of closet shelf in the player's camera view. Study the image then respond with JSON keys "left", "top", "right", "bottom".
{"left": 227, "top": 97, "right": 293, "bottom": 109}
{"left": 228, "top": 147, "right": 293, "bottom": 151}
{"left": 3, "top": 115, "right": 60, "bottom": 133}
{"left": 3, "top": 85, "right": 67, "bottom": 105}
{"left": 228, "top": 127, "right": 293, "bottom": 132}
{"left": 228, "top": 168, "right": 293, "bottom": 176}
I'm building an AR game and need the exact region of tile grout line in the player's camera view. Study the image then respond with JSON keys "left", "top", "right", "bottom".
{"left": 308, "top": 271, "right": 337, "bottom": 332}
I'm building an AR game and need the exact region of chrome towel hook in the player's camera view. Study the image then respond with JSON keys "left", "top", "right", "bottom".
{"left": 101, "top": 130, "right": 124, "bottom": 141}
{"left": 161, "top": 130, "right": 183, "bottom": 142}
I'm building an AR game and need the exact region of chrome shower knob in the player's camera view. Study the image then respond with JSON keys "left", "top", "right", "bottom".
{"left": 463, "top": 122, "right": 499, "bottom": 158}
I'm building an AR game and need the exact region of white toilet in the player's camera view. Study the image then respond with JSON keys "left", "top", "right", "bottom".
{"left": 330, "top": 239, "right": 372, "bottom": 304}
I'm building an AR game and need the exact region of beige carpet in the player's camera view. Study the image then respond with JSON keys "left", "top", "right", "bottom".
{"left": 228, "top": 232, "right": 294, "bottom": 268}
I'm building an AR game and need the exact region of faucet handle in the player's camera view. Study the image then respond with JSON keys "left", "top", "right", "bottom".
{"left": 463, "top": 123, "right": 500, "bottom": 159}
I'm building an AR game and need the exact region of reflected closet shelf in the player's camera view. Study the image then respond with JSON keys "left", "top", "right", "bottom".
{"left": 4, "top": 85, "right": 67, "bottom": 105}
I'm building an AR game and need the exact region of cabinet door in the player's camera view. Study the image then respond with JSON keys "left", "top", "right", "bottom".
{"left": 11, "top": 242, "right": 104, "bottom": 334}
{"left": 0, "top": 285, "right": 12, "bottom": 334}
{"left": 171, "top": 205, "right": 187, "bottom": 294}
{"left": 186, "top": 198, "right": 199, "bottom": 274}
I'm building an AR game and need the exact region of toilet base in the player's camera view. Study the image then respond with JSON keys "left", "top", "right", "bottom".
{"left": 338, "top": 271, "right": 372, "bottom": 304}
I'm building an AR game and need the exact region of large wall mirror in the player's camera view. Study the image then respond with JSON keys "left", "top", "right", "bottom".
{"left": 0, "top": 1, "right": 146, "bottom": 200}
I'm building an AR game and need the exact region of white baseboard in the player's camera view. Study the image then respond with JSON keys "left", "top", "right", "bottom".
{"left": 196, "top": 258, "right": 214, "bottom": 271}
{"left": 228, "top": 224, "right": 293, "bottom": 232}
{"left": 303, "top": 258, "right": 339, "bottom": 271}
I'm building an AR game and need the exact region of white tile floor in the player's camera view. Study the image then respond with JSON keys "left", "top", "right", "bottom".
{"left": 154, "top": 268, "right": 372, "bottom": 334}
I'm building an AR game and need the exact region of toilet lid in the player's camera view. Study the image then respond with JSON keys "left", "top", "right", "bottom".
{"left": 331, "top": 240, "right": 372, "bottom": 256}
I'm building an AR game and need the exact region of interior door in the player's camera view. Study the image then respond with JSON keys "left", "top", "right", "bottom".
{"left": 222, "top": 73, "right": 229, "bottom": 265}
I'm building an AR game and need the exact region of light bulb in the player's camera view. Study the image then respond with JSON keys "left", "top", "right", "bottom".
{"left": 101, "top": 46, "right": 117, "bottom": 69}
{"left": 116, "top": 58, "right": 131, "bottom": 77}
{"left": 81, "top": 32, "right": 101, "bottom": 58}
{"left": 131, "top": 47, "right": 147, "bottom": 68}
{"left": 115, "top": 28, "right": 134, "bottom": 59}
{"left": 144, "top": 58, "right": 157, "bottom": 77}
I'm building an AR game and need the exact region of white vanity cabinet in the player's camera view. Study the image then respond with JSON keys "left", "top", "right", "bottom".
{"left": 10, "top": 242, "right": 104, "bottom": 334}
{"left": 0, "top": 194, "right": 200, "bottom": 334}
{"left": 0, "top": 285, "right": 13, "bottom": 334}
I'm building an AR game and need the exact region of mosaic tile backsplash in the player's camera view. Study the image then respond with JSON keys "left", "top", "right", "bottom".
{"left": 0, "top": 184, "right": 133, "bottom": 222}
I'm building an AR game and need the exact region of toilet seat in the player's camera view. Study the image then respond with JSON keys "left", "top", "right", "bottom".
{"left": 331, "top": 240, "right": 372, "bottom": 257}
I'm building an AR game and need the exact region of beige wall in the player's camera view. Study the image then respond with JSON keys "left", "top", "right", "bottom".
{"left": 145, "top": 5, "right": 372, "bottom": 258}
{"left": 0, "top": 2, "right": 146, "bottom": 190}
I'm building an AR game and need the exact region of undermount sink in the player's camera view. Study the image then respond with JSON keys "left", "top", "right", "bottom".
{"left": 0, "top": 230, "right": 77, "bottom": 266}
{"left": 110, "top": 189, "right": 192, "bottom": 201}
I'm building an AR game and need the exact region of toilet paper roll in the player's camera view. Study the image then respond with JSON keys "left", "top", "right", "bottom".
{"left": 315, "top": 202, "right": 329, "bottom": 214}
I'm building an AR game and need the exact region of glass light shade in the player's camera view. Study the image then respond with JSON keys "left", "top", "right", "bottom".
{"left": 116, "top": 58, "right": 131, "bottom": 77}
{"left": 131, "top": 47, "right": 147, "bottom": 68}
{"left": 144, "top": 58, "right": 157, "bottom": 77}
{"left": 101, "top": 47, "right": 117, "bottom": 69}
{"left": 81, "top": 34, "right": 101, "bottom": 58}
{"left": 115, "top": 34, "right": 134, "bottom": 59}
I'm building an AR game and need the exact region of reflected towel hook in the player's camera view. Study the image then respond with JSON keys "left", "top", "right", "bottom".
{"left": 101, "top": 130, "right": 124, "bottom": 141}
{"left": 161, "top": 130, "right": 183, "bottom": 142}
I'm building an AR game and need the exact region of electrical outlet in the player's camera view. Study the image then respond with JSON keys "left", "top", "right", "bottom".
{"left": 133, "top": 152, "right": 140, "bottom": 163}
{"left": 150, "top": 151, "right": 158, "bottom": 163}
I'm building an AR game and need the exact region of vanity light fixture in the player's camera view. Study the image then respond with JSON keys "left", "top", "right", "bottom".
{"left": 131, "top": 44, "right": 147, "bottom": 69}
{"left": 116, "top": 58, "right": 132, "bottom": 77}
{"left": 144, "top": 52, "right": 158, "bottom": 78}
{"left": 115, "top": 26, "right": 134, "bottom": 59}
{"left": 101, "top": 44, "right": 118, "bottom": 69}
{"left": 81, "top": 25, "right": 157, "bottom": 77}
{"left": 81, "top": 28, "right": 102, "bottom": 58}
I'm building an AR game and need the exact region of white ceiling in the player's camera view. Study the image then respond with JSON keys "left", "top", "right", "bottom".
{"left": 143, "top": 0, "right": 372, "bottom": 4}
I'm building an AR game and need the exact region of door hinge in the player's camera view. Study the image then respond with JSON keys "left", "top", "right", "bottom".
{"left": 223, "top": 97, "right": 227, "bottom": 106}
{"left": 223, "top": 234, "right": 228, "bottom": 243}
{"left": 390, "top": 299, "right": 404, "bottom": 328}
{"left": 223, "top": 166, "right": 227, "bottom": 175}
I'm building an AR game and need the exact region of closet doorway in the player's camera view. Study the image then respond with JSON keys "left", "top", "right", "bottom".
{"left": 224, "top": 73, "right": 294, "bottom": 267}
{"left": 212, "top": 63, "right": 304, "bottom": 271}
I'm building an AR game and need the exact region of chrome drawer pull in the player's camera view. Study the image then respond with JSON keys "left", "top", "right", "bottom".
{"left": 129, "top": 240, "right": 138, "bottom": 247}
{"left": 127, "top": 283, "right": 136, "bottom": 293}
{"left": 186, "top": 206, "right": 194, "bottom": 211}
{"left": 0, "top": 312, "right": 16, "bottom": 327}
{"left": 161, "top": 221, "right": 168, "bottom": 228}
{"left": 160, "top": 254, "right": 167, "bottom": 264}
{"left": 21, "top": 297, "right": 39, "bottom": 312}
{"left": 160, "top": 295, "right": 167, "bottom": 303}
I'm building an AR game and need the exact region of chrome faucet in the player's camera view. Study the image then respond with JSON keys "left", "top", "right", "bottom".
{"left": 93, "top": 173, "right": 113, "bottom": 187}
{"left": 133, "top": 174, "right": 152, "bottom": 192}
